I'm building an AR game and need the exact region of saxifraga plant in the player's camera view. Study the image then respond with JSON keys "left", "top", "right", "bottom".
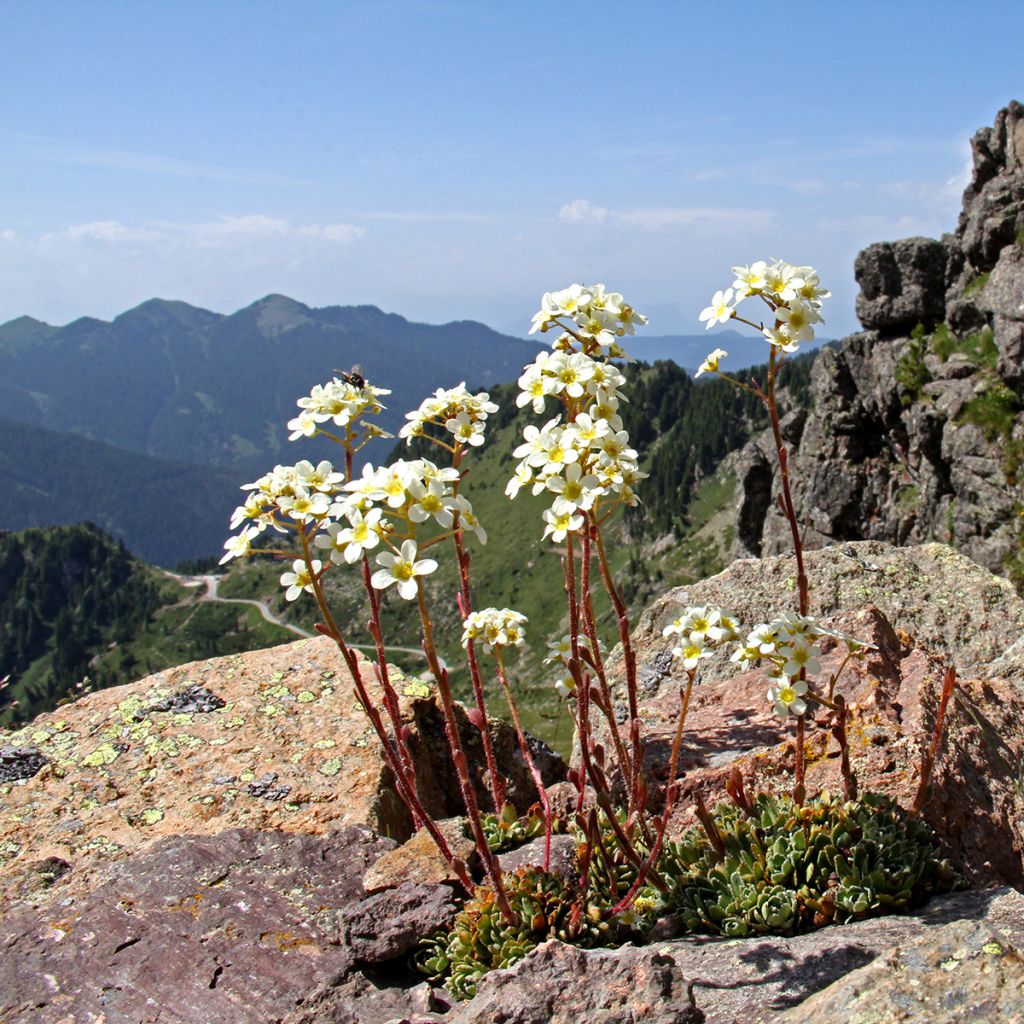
{"left": 652, "top": 789, "right": 962, "bottom": 940}
{"left": 219, "top": 262, "right": 963, "bottom": 1000}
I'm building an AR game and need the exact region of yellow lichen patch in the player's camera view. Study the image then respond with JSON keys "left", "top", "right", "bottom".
{"left": 223, "top": 716, "right": 246, "bottom": 729}
{"left": 312, "top": 738, "right": 336, "bottom": 750}
{"left": 82, "top": 743, "right": 121, "bottom": 768}
{"left": 31, "top": 730, "right": 52, "bottom": 744}
{"left": 296, "top": 691, "right": 317, "bottom": 703}
{"left": 318, "top": 758, "right": 343, "bottom": 777}
{"left": 139, "top": 808, "right": 164, "bottom": 826}
{"left": 259, "top": 930, "right": 316, "bottom": 951}
{"left": 260, "top": 704, "right": 286, "bottom": 718}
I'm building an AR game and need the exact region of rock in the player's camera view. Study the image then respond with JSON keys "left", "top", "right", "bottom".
{"left": 855, "top": 237, "right": 948, "bottom": 334}
{"left": 496, "top": 833, "right": 579, "bottom": 882}
{"left": 449, "top": 939, "right": 703, "bottom": 1024}
{"left": 363, "top": 816, "right": 477, "bottom": 892}
{"left": 448, "top": 888, "right": 1024, "bottom": 1024}
{"left": 776, "top": 916, "right": 1024, "bottom": 1024}
{"left": 142, "top": 682, "right": 227, "bottom": 716}
{"left": 0, "top": 744, "right": 47, "bottom": 782}
{"left": 631, "top": 542, "right": 1024, "bottom": 688}
{"left": 245, "top": 770, "right": 292, "bottom": 801}
{"left": 614, "top": 545, "right": 1024, "bottom": 887}
{"left": 0, "top": 827, "right": 394, "bottom": 1024}
{"left": 340, "top": 882, "right": 458, "bottom": 963}
{"left": 283, "top": 975, "right": 449, "bottom": 1024}
{"left": 0, "top": 636, "right": 565, "bottom": 909}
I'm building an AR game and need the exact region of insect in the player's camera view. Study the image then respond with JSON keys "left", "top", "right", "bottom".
{"left": 334, "top": 364, "right": 366, "bottom": 389}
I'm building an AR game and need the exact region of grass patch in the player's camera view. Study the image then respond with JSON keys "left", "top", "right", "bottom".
{"left": 958, "top": 380, "right": 1021, "bottom": 442}
{"left": 963, "top": 271, "right": 990, "bottom": 297}
{"left": 895, "top": 326, "right": 932, "bottom": 404}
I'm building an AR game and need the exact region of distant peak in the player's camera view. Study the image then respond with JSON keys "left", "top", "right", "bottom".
{"left": 114, "top": 298, "right": 223, "bottom": 327}
{"left": 248, "top": 294, "right": 311, "bottom": 313}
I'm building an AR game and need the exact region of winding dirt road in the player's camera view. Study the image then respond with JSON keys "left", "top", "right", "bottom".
{"left": 165, "top": 572, "right": 439, "bottom": 666}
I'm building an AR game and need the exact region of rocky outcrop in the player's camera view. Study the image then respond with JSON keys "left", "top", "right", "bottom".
{"left": 733, "top": 102, "right": 1024, "bottom": 582}
{"left": 855, "top": 236, "right": 948, "bottom": 334}
{"left": 609, "top": 541, "right": 1024, "bottom": 887}
{"left": 0, "top": 636, "right": 564, "bottom": 909}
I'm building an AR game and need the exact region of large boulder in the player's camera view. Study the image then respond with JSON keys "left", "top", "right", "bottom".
{"left": 610, "top": 543, "right": 1024, "bottom": 887}
{"left": 0, "top": 636, "right": 564, "bottom": 909}
{"left": 0, "top": 827, "right": 455, "bottom": 1024}
{"left": 855, "top": 237, "right": 948, "bottom": 335}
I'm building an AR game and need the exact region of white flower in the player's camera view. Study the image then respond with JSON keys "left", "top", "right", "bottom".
{"left": 672, "top": 636, "right": 713, "bottom": 672}
{"left": 696, "top": 348, "right": 728, "bottom": 378}
{"left": 446, "top": 411, "right": 486, "bottom": 447}
{"left": 776, "top": 300, "right": 821, "bottom": 343}
{"left": 370, "top": 540, "right": 437, "bottom": 600}
{"left": 762, "top": 325, "right": 801, "bottom": 354}
{"left": 547, "top": 462, "right": 602, "bottom": 514}
{"left": 542, "top": 508, "right": 584, "bottom": 543}
{"left": 455, "top": 498, "right": 487, "bottom": 544}
{"left": 408, "top": 478, "right": 457, "bottom": 528}
{"left": 317, "top": 507, "right": 384, "bottom": 564}
{"left": 794, "top": 267, "right": 830, "bottom": 305}
{"left": 280, "top": 558, "right": 321, "bottom": 602}
{"left": 287, "top": 411, "right": 319, "bottom": 440}
{"left": 731, "top": 260, "right": 767, "bottom": 297}
{"left": 782, "top": 640, "right": 822, "bottom": 678}
{"left": 768, "top": 677, "right": 808, "bottom": 718}
{"left": 505, "top": 462, "right": 534, "bottom": 499}
{"left": 698, "top": 288, "right": 735, "bottom": 329}
{"left": 220, "top": 528, "right": 256, "bottom": 565}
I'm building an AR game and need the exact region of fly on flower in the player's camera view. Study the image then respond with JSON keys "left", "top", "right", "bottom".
{"left": 334, "top": 364, "right": 366, "bottom": 389}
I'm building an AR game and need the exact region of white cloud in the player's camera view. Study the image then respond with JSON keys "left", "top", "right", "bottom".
{"left": 558, "top": 198, "right": 608, "bottom": 223}
{"left": 557, "top": 200, "right": 776, "bottom": 233}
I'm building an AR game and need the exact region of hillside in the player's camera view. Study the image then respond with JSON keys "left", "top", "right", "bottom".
{"left": 0, "top": 296, "right": 543, "bottom": 472}
{"left": 0, "top": 415, "right": 243, "bottom": 567}
{"left": 0, "top": 524, "right": 294, "bottom": 727}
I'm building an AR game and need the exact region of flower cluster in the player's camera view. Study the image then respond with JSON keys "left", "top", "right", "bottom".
{"left": 286, "top": 374, "right": 392, "bottom": 441}
{"left": 221, "top": 458, "right": 347, "bottom": 563}
{"left": 731, "top": 613, "right": 873, "bottom": 718}
{"left": 662, "top": 604, "right": 740, "bottom": 671}
{"left": 662, "top": 608, "right": 873, "bottom": 720}
{"left": 399, "top": 383, "right": 499, "bottom": 448}
{"left": 528, "top": 283, "right": 647, "bottom": 358}
{"left": 509, "top": 285, "right": 649, "bottom": 540}
{"left": 698, "top": 259, "right": 830, "bottom": 363}
{"left": 461, "top": 607, "right": 528, "bottom": 653}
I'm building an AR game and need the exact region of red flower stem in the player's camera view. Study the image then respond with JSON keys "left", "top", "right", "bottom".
{"left": 453, "top": 529, "right": 506, "bottom": 812}
{"left": 911, "top": 666, "right": 957, "bottom": 817}
{"left": 591, "top": 520, "right": 645, "bottom": 819}
{"left": 359, "top": 554, "right": 418, "bottom": 798}
{"left": 496, "top": 657, "right": 553, "bottom": 872}
{"left": 610, "top": 671, "right": 694, "bottom": 916}
{"left": 416, "top": 584, "right": 516, "bottom": 924}
{"left": 579, "top": 521, "right": 634, "bottom": 806}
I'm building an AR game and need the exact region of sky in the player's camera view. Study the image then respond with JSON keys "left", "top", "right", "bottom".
{"left": 1, "top": 0, "right": 1021, "bottom": 339}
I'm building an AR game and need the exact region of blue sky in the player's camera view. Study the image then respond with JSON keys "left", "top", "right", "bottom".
{"left": 2, "top": 0, "right": 1021, "bottom": 337}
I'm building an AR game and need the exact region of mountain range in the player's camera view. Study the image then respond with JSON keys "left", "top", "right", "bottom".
{"left": 0, "top": 295, "right": 544, "bottom": 473}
